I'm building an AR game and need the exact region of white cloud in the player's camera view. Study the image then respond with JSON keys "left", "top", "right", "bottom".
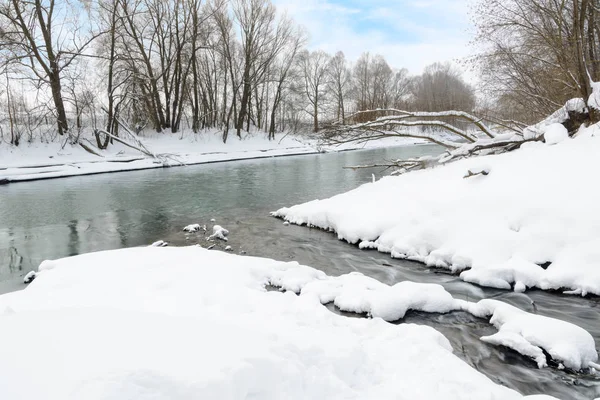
{"left": 272, "top": 0, "right": 474, "bottom": 80}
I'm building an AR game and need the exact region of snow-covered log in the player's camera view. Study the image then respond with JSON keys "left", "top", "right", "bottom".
{"left": 330, "top": 100, "right": 593, "bottom": 175}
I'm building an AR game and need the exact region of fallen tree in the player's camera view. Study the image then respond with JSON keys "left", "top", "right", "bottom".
{"left": 324, "top": 99, "right": 593, "bottom": 175}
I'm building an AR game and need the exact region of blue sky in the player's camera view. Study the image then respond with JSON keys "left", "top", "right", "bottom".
{"left": 272, "top": 0, "right": 473, "bottom": 77}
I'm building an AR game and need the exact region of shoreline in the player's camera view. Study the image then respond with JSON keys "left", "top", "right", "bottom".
{"left": 0, "top": 148, "right": 320, "bottom": 185}
{"left": 0, "top": 141, "right": 428, "bottom": 185}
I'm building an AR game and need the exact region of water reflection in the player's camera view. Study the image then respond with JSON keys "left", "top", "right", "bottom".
{"left": 0, "top": 145, "right": 440, "bottom": 283}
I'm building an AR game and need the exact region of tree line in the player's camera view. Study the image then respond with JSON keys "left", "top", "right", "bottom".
{"left": 0, "top": 0, "right": 475, "bottom": 146}
{"left": 2, "top": 0, "right": 596, "bottom": 148}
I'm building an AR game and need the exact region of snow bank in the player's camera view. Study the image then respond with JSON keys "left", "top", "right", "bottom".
{"left": 273, "top": 124, "right": 600, "bottom": 296}
{"left": 460, "top": 299, "right": 598, "bottom": 370}
{"left": 301, "top": 272, "right": 460, "bottom": 320}
{"left": 0, "top": 131, "right": 424, "bottom": 184}
{"left": 0, "top": 247, "right": 531, "bottom": 400}
{"left": 298, "top": 271, "right": 597, "bottom": 371}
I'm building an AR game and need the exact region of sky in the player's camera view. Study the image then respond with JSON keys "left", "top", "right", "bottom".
{"left": 272, "top": 0, "right": 474, "bottom": 78}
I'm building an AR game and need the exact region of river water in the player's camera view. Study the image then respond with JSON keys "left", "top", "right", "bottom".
{"left": 0, "top": 145, "right": 598, "bottom": 399}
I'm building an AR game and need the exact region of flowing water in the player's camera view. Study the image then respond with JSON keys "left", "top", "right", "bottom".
{"left": 0, "top": 145, "right": 598, "bottom": 399}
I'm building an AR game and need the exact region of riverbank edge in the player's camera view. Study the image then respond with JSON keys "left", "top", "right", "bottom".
{"left": 0, "top": 148, "right": 317, "bottom": 185}
{"left": 0, "top": 142, "right": 430, "bottom": 185}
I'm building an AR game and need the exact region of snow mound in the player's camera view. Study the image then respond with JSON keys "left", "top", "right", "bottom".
{"left": 274, "top": 126, "right": 600, "bottom": 295}
{"left": 543, "top": 123, "right": 568, "bottom": 145}
{"left": 0, "top": 247, "right": 529, "bottom": 400}
{"left": 301, "top": 273, "right": 460, "bottom": 320}
{"left": 209, "top": 225, "right": 229, "bottom": 241}
{"left": 150, "top": 240, "right": 168, "bottom": 247}
{"left": 183, "top": 223, "right": 204, "bottom": 232}
{"left": 461, "top": 299, "right": 598, "bottom": 370}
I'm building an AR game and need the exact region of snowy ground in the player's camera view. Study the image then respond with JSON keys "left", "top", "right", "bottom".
{"left": 274, "top": 124, "right": 600, "bottom": 297}
{"left": 0, "top": 130, "right": 422, "bottom": 183}
{"left": 0, "top": 246, "right": 570, "bottom": 399}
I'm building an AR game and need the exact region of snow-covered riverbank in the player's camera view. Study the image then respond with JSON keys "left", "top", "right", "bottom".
{"left": 0, "top": 132, "right": 422, "bottom": 184}
{"left": 274, "top": 124, "right": 600, "bottom": 297}
{"left": 0, "top": 246, "right": 580, "bottom": 399}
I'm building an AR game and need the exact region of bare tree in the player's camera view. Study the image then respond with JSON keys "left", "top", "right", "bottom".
{"left": 411, "top": 62, "right": 475, "bottom": 113}
{"left": 267, "top": 26, "right": 305, "bottom": 139}
{"left": 0, "top": 0, "right": 98, "bottom": 136}
{"left": 472, "top": 0, "right": 600, "bottom": 123}
{"left": 326, "top": 51, "right": 351, "bottom": 122}
{"left": 298, "top": 49, "right": 330, "bottom": 132}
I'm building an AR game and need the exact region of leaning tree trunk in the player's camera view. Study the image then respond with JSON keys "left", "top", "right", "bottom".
{"left": 49, "top": 70, "right": 69, "bottom": 136}
{"left": 236, "top": 64, "right": 252, "bottom": 138}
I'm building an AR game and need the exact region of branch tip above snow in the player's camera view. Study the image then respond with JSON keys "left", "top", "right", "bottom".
{"left": 23, "top": 271, "right": 36, "bottom": 284}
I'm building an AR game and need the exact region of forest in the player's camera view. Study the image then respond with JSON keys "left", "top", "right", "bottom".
{"left": 0, "top": 0, "right": 598, "bottom": 148}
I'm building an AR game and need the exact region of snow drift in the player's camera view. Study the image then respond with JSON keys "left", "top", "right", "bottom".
{"left": 273, "top": 124, "right": 600, "bottom": 296}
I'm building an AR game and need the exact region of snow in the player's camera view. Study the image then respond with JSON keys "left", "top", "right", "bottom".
{"left": 0, "top": 246, "right": 544, "bottom": 399}
{"left": 183, "top": 223, "right": 203, "bottom": 232}
{"left": 460, "top": 299, "right": 597, "bottom": 370}
{"left": 150, "top": 240, "right": 169, "bottom": 247}
{"left": 23, "top": 271, "right": 36, "bottom": 284}
{"left": 543, "top": 123, "right": 568, "bottom": 145}
{"left": 0, "top": 131, "right": 423, "bottom": 184}
{"left": 209, "top": 225, "right": 229, "bottom": 241}
{"left": 523, "top": 98, "right": 587, "bottom": 139}
{"left": 589, "top": 81, "right": 600, "bottom": 111}
{"left": 301, "top": 273, "right": 460, "bottom": 320}
{"left": 273, "top": 123, "right": 600, "bottom": 296}
{"left": 298, "top": 271, "right": 597, "bottom": 371}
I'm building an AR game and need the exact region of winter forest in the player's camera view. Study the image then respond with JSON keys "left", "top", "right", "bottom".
{"left": 0, "top": 0, "right": 597, "bottom": 147}
{"left": 1, "top": 1, "right": 600, "bottom": 400}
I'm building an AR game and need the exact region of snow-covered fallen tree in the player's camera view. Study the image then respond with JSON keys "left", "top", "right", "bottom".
{"left": 324, "top": 99, "right": 593, "bottom": 175}
{"left": 0, "top": 246, "right": 562, "bottom": 399}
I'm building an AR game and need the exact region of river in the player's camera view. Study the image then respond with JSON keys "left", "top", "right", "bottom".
{"left": 0, "top": 145, "right": 598, "bottom": 399}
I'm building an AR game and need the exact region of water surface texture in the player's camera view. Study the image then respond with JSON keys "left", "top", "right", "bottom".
{"left": 1, "top": 145, "right": 598, "bottom": 399}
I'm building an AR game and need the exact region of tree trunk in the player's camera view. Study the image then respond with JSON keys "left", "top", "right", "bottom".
{"left": 49, "top": 71, "right": 69, "bottom": 136}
